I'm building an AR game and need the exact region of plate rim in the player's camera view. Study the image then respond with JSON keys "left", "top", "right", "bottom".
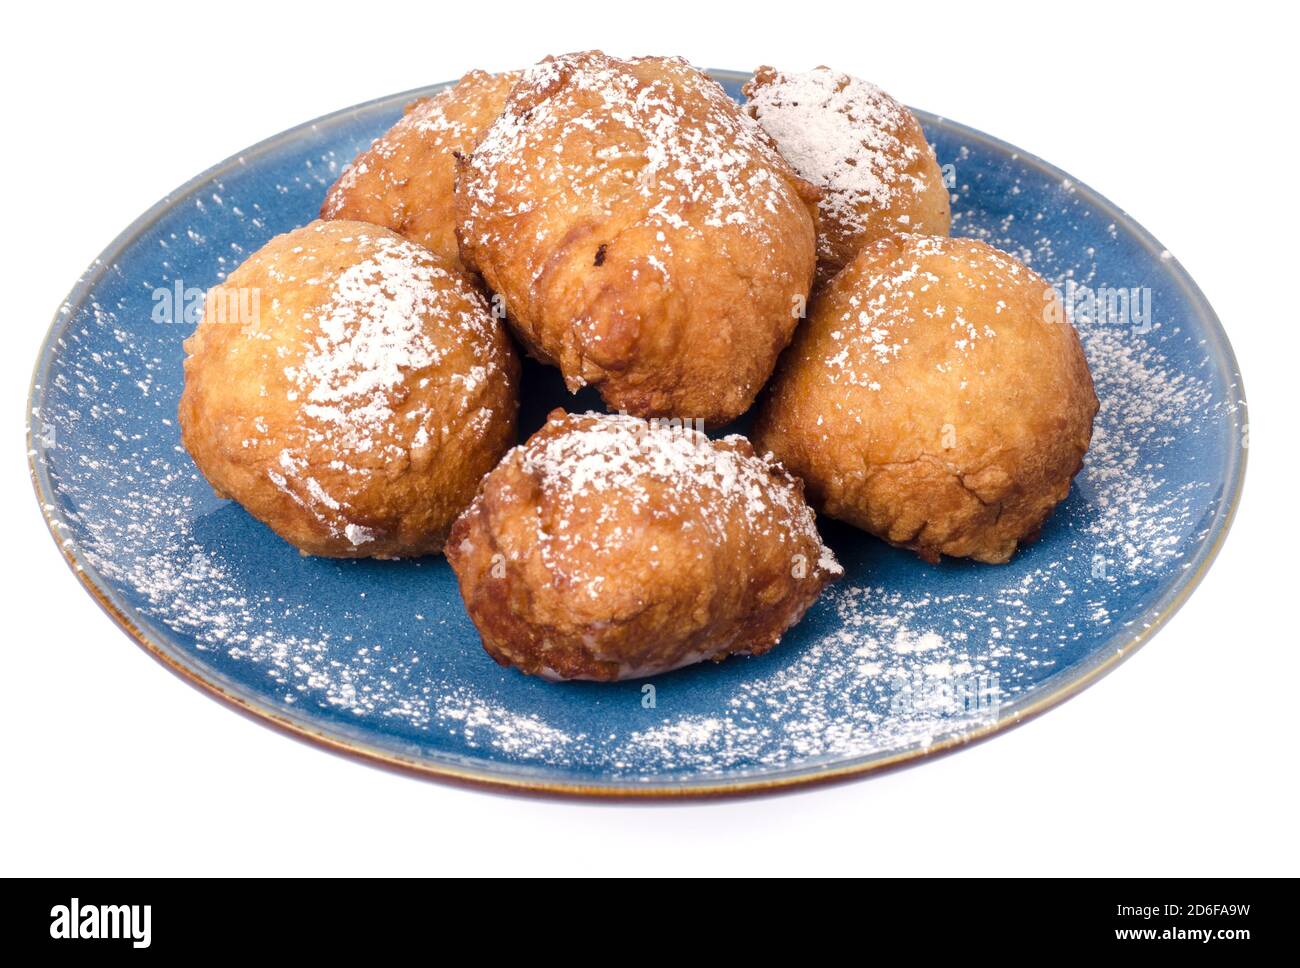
{"left": 26, "top": 69, "right": 1249, "bottom": 798}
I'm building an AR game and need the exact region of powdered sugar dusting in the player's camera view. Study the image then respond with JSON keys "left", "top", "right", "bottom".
{"left": 744, "top": 66, "right": 941, "bottom": 264}
{"left": 510, "top": 411, "right": 840, "bottom": 575}
{"left": 460, "top": 52, "right": 803, "bottom": 251}
{"left": 286, "top": 236, "right": 447, "bottom": 450}
{"left": 818, "top": 234, "right": 1029, "bottom": 392}
{"left": 234, "top": 225, "right": 507, "bottom": 547}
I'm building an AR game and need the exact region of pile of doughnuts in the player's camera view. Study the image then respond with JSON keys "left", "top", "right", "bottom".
{"left": 180, "top": 52, "right": 1097, "bottom": 681}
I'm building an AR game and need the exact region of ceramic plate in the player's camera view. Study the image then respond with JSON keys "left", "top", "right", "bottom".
{"left": 28, "top": 70, "right": 1247, "bottom": 796}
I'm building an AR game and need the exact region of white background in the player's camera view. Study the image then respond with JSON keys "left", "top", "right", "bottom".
{"left": 3, "top": 1, "right": 1295, "bottom": 876}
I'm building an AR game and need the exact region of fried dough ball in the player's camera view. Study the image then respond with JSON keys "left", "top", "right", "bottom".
{"left": 447, "top": 410, "right": 841, "bottom": 681}
{"left": 455, "top": 51, "right": 819, "bottom": 424}
{"left": 744, "top": 66, "right": 951, "bottom": 287}
{"left": 320, "top": 70, "right": 521, "bottom": 272}
{"left": 753, "top": 234, "right": 1096, "bottom": 564}
{"left": 179, "top": 220, "right": 519, "bottom": 558}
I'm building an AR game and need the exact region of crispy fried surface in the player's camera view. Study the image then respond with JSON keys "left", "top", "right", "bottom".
{"left": 454, "top": 51, "right": 819, "bottom": 424}
{"left": 179, "top": 220, "right": 519, "bottom": 558}
{"left": 320, "top": 70, "right": 520, "bottom": 272}
{"left": 754, "top": 234, "right": 1097, "bottom": 564}
{"left": 447, "top": 410, "right": 841, "bottom": 680}
{"left": 744, "top": 66, "right": 951, "bottom": 287}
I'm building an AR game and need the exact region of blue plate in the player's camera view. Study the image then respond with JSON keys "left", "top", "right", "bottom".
{"left": 28, "top": 70, "right": 1247, "bottom": 796}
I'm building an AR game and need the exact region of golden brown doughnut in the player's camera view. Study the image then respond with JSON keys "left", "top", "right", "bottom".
{"left": 753, "top": 234, "right": 1096, "bottom": 564}
{"left": 179, "top": 220, "right": 519, "bottom": 558}
{"left": 447, "top": 409, "right": 841, "bottom": 680}
{"left": 455, "top": 51, "right": 819, "bottom": 424}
